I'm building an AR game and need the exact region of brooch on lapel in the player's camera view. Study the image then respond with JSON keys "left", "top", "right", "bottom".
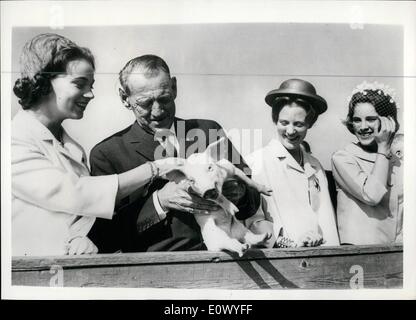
{"left": 312, "top": 175, "right": 320, "bottom": 192}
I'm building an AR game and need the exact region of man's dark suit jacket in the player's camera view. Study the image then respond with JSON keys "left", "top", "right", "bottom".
{"left": 88, "top": 117, "right": 260, "bottom": 253}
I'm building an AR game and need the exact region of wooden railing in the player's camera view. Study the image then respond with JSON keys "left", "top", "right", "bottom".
{"left": 12, "top": 244, "right": 403, "bottom": 289}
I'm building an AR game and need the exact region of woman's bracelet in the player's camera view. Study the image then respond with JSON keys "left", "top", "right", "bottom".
{"left": 148, "top": 161, "right": 159, "bottom": 183}
{"left": 143, "top": 161, "right": 159, "bottom": 196}
{"left": 377, "top": 152, "right": 392, "bottom": 160}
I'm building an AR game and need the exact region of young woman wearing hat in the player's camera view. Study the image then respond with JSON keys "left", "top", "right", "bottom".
{"left": 12, "top": 34, "right": 182, "bottom": 256}
{"left": 331, "top": 82, "right": 403, "bottom": 245}
{"left": 246, "top": 79, "right": 340, "bottom": 247}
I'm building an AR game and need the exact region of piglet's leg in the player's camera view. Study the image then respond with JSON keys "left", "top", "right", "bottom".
{"left": 243, "top": 231, "right": 272, "bottom": 247}
{"left": 196, "top": 215, "right": 249, "bottom": 257}
{"left": 229, "top": 217, "right": 272, "bottom": 247}
{"left": 217, "top": 159, "right": 272, "bottom": 196}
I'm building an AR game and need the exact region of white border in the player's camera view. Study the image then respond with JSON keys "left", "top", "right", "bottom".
{"left": 2, "top": 0, "right": 416, "bottom": 300}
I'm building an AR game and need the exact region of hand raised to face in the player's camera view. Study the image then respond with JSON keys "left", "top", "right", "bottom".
{"left": 375, "top": 116, "right": 396, "bottom": 150}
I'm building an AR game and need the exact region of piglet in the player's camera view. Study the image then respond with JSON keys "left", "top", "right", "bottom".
{"left": 163, "top": 137, "right": 272, "bottom": 257}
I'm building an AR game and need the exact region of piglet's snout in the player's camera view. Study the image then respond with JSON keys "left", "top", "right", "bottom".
{"left": 203, "top": 184, "right": 219, "bottom": 200}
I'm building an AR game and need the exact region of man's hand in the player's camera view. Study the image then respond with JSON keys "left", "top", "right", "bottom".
{"left": 221, "top": 179, "right": 246, "bottom": 205}
{"left": 157, "top": 180, "right": 220, "bottom": 214}
{"left": 217, "top": 159, "right": 272, "bottom": 197}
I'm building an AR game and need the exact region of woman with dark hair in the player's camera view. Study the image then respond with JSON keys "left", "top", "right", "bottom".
{"left": 331, "top": 82, "right": 403, "bottom": 245}
{"left": 12, "top": 34, "right": 182, "bottom": 256}
{"left": 246, "top": 79, "right": 339, "bottom": 247}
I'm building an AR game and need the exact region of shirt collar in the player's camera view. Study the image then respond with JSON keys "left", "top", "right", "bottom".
{"left": 267, "top": 138, "right": 317, "bottom": 175}
{"left": 137, "top": 120, "right": 176, "bottom": 137}
{"left": 60, "top": 132, "right": 86, "bottom": 164}
{"left": 168, "top": 123, "right": 176, "bottom": 136}
{"left": 268, "top": 137, "right": 288, "bottom": 158}
{"left": 14, "top": 110, "right": 56, "bottom": 141}
{"left": 13, "top": 110, "right": 85, "bottom": 164}
{"left": 303, "top": 153, "right": 318, "bottom": 178}
{"left": 344, "top": 142, "right": 377, "bottom": 162}
{"left": 154, "top": 123, "right": 176, "bottom": 141}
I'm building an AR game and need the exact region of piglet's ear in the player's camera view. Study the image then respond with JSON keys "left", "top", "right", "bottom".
{"left": 204, "top": 136, "right": 228, "bottom": 162}
{"left": 165, "top": 168, "right": 189, "bottom": 183}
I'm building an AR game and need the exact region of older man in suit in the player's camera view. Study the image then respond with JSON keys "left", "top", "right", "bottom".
{"left": 88, "top": 55, "right": 260, "bottom": 253}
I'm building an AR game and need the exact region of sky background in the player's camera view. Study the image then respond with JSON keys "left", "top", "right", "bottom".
{"left": 11, "top": 24, "right": 403, "bottom": 169}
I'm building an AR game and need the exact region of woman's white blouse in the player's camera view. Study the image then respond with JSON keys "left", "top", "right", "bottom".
{"left": 331, "top": 143, "right": 403, "bottom": 245}
{"left": 12, "top": 110, "right": 119, "bottom": 256}
{"left": 245, "top": 138, "right": 340, "bottom": 246}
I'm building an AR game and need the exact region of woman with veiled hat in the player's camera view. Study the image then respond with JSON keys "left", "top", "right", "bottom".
{"left": 331, "top": 82, "right": 403, "bottom": 245}
{"left": 245, "top": 79, "right": 340, "bottom": 247}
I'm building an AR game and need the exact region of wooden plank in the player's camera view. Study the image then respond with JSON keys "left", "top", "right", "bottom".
{"left": 12, "top": 244, "right": 403, "bottom": 270}
{"left": 11, "top": 245, "right": 403, "bottom": 289}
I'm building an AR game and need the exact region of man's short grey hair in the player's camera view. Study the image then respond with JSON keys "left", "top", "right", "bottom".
{"left": 119, "top": 54, "right": 171, "bottom": 95}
